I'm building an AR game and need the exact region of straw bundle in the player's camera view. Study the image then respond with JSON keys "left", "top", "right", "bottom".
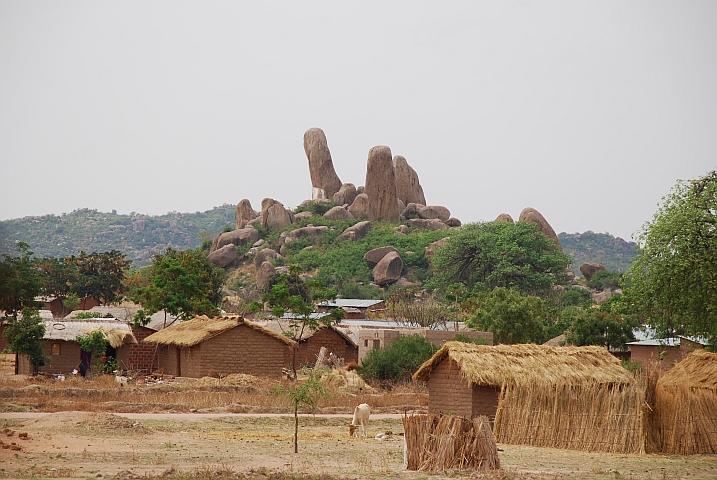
{"left": 495, "top": 382, "right": 644, "bottom": 453}
{"left": 650, "top": 350, "right": 717, "bottom": 454}
{"left": 403, "top": 414, "right": 500, "bottom": 471}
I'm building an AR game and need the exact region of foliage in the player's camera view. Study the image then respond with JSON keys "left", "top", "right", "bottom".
{"left": 271, "top": 369, "right": 328, "bottom": 453}
{"left": 129, "top": 248, "right": 224, "bottom": 327}
{"left": 293, "top": 200, "right": 335, "bottom": 216}
{"left": 62, "top": 293, "right": 80, "bottom": 311}
{"left": 558, "top": 231, "right": 639, "bottom": 274}
{"left": 76, "top": 329, "right": 107, "bottom": 360}
{"left": 0, "top": 205, "right": 236, "bottom": 267}
{"left": 587, "top": 270, "right": 622, "bottom": 291}
{"left": 452, "top": 333, "right": 490, "bottom": 345}
{"left": 624, "top": 171, "right": 717, "bottom": 347}
{"left": 337, "top": 282, "right": 384, "bottom": 300}
{"left": 72, "top": 311, "right": 106, "bottom": 319}
{"left": 383, "top": 296, "right": 453, "bottom": 330}
{"left": 466, "top": 287, "right": 548, "bottom": 344}
{"left": 0, "top": 243, "right": 43, "bottom": 319}
{"left": 359, "top": 334, "right": 439, "bottom": 383}
{"left": 2, "top": 308, "right": 47, "bottom": 374}
{"left": 430, "top": 222, "right": 571, "bottom": 297}
{"left": 564, "top": 309, "right": 637, "bottom": 351}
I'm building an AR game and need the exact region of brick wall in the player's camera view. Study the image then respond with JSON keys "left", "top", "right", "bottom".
{"left": 471, "top": 385, "right": 500, "bottom": 420}
{"left": 358, "top": 329, "right": 400, "bottom": 363}
{"left": 126, "top": 326, "right": 159, "bottom": 372}
{"left": 427, "top": 357, "right": 499, "bottom": 420}
{"left": 296, "top": 328, "right": 358, "bottom": 366}
{"left": 32, "top": 340, "right": 82, "bottom": 375}
{"left": 630, "top": 344, "right": 682, "bottom": 370}
{"left": 157, "top": 345, "right": 179, "bottom": 376}
{"left": 0, "top": 325, "right": 8, "bottom": 351}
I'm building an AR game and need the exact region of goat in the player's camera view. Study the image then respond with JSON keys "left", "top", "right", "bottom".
{"left": 349, "top": 403, "right": 370, "bottom": 438}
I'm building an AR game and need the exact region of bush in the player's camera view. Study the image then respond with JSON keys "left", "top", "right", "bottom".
{"left": 359, "top": 334, "right": 438, "bottom": 384}
{"left": 587, "top": 270, "right": 622, "bottom": 291}
{"left": 294, "top": 200, "right": 335, "bottom": 216}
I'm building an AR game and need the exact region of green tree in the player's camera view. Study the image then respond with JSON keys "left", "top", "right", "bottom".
{"left": 430, "top": 221, "right": 571, "bottom": 297}
{"left": 76, "top": 329, "right": 107, "bottom": 370}
{"left": 67, "top": 250, "right": 131, "bottom": 305}
{"left": 2, "top": 308, "right": 46, "bottom": 375}
{"left": 624, "top": 171, "right": 717, "bottom": 346}
{"left": 587, "top": 270, "right": 622, "bottom": 291}
{"left": 271, "top": 369, "right": 328, "bottom": 453}
{"left": 0, "top": 243, "right": 43, "bottom": 319}
{"left": 466, "top": 287, "right": 548, "bottom": 344}
{"left": 564, "top": 309, "right": 637, "bottom": 351}
{"left": 130, "top": 248, "right": 224, "bottom": 327}
{"left": 359, "top": 334, "right": 439, "bottom": 383}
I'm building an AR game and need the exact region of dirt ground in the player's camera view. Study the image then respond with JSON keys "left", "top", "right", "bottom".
{"left": 2, "top": 411, "right": 717, "bottom": 480}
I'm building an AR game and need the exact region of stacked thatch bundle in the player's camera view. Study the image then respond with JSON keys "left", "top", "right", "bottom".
{"left": 403, "top": 414, "right": 499, "bottom": 471}
{"left": 414, "top": 342, "right": 644, "bottom": 454}
{"left": 649, "top": 350, "right": 717, "bottom": 454}
{"left": 43, "top": 319, "right": 137, "bottom": 348}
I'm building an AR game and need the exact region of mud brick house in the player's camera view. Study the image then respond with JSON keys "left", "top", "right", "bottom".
{"left": 259, "top": 319, "right": 358, "bottom": 367}
{"left": 17, "top": 318, "right": 137, "bottom": 375}
{"left": 316, "top": 299, "right": 385, "bottom": 319}
{"left": 627, "top": 336, "right": 706, "bottom": 370}
{"left": 413, "top": 342, "right": 643, "bottom": 454}
{"left": 143, "top": 315, "right": 297, "bottom": 378}
{"left": 37, "top": 295, "right": 99, "bottom": 318}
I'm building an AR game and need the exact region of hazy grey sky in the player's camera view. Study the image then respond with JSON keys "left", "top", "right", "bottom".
{"left": 1, "top": 1, "right": 715, "bottom": 240}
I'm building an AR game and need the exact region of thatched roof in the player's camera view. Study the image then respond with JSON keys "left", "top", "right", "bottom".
{"left": 413, "top": 341, "right": 633, "bottom": 387}
{"left": 258, "top": 319, "right": 357, "bottom": 347}
{"left": 42, "top": 319, "right": 137, "bottom": 348}
{"left": 659, "top": 350, "right": 717, "bottom": 390}
{"left": 143, "top": 315, "right": 297, "bottom": 348}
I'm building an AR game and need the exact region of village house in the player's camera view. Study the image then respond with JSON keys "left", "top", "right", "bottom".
{"left": 36, "top": 295, "right": 100, "bottom": 318}
{"left": 142, "top": 315, "right": 296, "bottom": 379}
{"left": 16, "top": 318, "right": 137, "bottom": 375}
{"left": 627, "top": 335, "right": 707, "bottom": 370}
{"left": 413, "top": 342, "right": 643, "bottom": 454}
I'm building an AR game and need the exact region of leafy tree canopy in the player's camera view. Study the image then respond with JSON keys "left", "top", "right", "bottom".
{"left": 2, "top": 307, "right": 46, "bottom": 373}
{"left": 624, "top": 171, "right": 717, "bottom": 346}
{"left": 359, "top": 334, "right": 439, "bottom": 384}
{"left": 0, "top": 243, "right": 43, "bottom": 319}
{"left": 564, "top": 309, "right": 637, "bottom": 351}
{"left": 130, "top": 248, "right": 224, "bottom": 327}
{"left": 466, "top": 287, "right": 548, "bottom": 344}
{"left": 430, "top": 221, "right": 571, "bottom": 297}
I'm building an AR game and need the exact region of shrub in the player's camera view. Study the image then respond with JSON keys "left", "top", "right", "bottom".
{"left": 359, "top": 334, "right": 439, "bottom": 384}
{"left": 587, "top": 270, "right": 622, "bottom": 291}
{"left": 293, "top": 200, "right": 335, "bottom": 216}
{"left": 72, "top": 311, "right": 105, "bottom": 319}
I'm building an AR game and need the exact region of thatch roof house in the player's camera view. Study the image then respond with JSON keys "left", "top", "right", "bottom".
{"left": 17, "top": 319, "right": 137, "bottom": 375}
{"left": 413, "top": 342, "right": 643, "bottom": 453}
{"left": 258, "top": 319, "right": 358, "bottom": 367}
{"left": 648, "top": 350, "right": 717, "bottom": 454}
{"left": 143, "top": 315, "right": 297, "bottom": 378}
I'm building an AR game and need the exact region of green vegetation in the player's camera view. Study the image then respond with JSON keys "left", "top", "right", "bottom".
{"left": 0, "top": 243, "right": 43, "bottom": 318}
{"left": 587, "top": 270, "right": 622, "bottom": 291}
{"left": 558, "top": 231, "right": 638, "bottom": 274}
{"left": 466, "top": 287, "right": 548, "bottom": 344}
{"left": 129, "top": 248, "right": 224, "bottom": 326}
{"left": 76, "top": 329, "right": 107, "bottom": 362}
{"left": 2, "top": 308, "right": 46, "bottom": 375}
{"left": 564, "top": 308, "right": 637, "bottom": 351}
{"left": 624, "top": 170, "right": 717, "bottom": 348}
{"left": 0, "top": 205, "right": 236, "bottom": 267}
{"left": 359, "top": 334, "right": 439, "bottom": 383}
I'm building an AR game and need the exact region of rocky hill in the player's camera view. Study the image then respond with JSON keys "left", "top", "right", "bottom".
{"left": 0, "top": 205, "right": 235, "bottom": 267}
{"left": 558, "top": 231, "right": 638, "bottom": 274}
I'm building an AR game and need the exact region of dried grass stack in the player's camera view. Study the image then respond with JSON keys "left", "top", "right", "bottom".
{"left": 403, "top": 414, "right": 500, "bottom": 471}
{"left": 651, "top": 350, "right": 717, "bottom": 455}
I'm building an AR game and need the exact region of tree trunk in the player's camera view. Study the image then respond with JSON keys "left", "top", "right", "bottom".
{"left": 294, "top": 402, "right": 298, "bottom": 453}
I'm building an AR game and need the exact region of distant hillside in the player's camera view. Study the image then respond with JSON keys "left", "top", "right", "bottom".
{"left": 558, "top": 231, "right": 638, "bottom": 275}
{"left": 0, "top": 205, "right": 236, "bottom": 267}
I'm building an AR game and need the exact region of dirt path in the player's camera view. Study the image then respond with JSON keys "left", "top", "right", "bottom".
{"left": 2, "top": 411, "right": 717, "bottom": 479}
{"left": 1, "top": 412, "right": 403, "bottom": 421}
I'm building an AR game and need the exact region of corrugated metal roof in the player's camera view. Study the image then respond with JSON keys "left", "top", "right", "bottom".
{"left": 319, "top": 299, "right": 384, "bottom": 308}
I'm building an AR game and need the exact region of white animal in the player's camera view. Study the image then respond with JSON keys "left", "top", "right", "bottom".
{"left": 349, "top": 403, "right": 370, "bottom": 437}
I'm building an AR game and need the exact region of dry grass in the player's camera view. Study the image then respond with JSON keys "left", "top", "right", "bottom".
{"left": 0, "top": 370, "right": 427, "bottom": 413}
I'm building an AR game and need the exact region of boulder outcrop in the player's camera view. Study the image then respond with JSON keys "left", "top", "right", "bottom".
{"left": 348, "top": 193, "right": 370, "bottom": 219}
{"left": 401, "top": 203, "right": 424, "bottom": 219}
{"left": 293, "top": 211, "right": 313, "bottom": 222}
{"left": 407, "top": 218, "right": 449, "bottom": 230}
{"left": 445, "top": 217, "right": 461, "bottom": 227}
{"left": 324, "top": 206, "right": 353, "bottom": 220}
{"left": 261, "top": 200, "right": 293, "bottom": 231}
{"left": 337, "top": 221, "right": 372, "bottom": 241}
{"left": 364, "top": 146, "right": 399, "bottom": 221}
{"left": 333, "top": 183, "right": 357, "bottom": 207}
{"left": 372, "top": 251, "right": 403, "bottom": 285}
{"left": 494, "top": 213, "right": 514, "bottom": 223}
{"left": 363, "top": 246, "right": 400, "bottom": 268}
{"left": 253, "top": 248, "right": 279, "bottom": 269}
{"left": 425, "top": 237, "right": 449, "bottom": 258}
{"left": 211, "top": 227, "right": 259, "bottom": 252}
{"left": 418, "top": 205, "right": 451, "bottom": 222}
{"left": 518, "top": 207, "right": 561, "bottom": 251}
{"left": 580, "top": 262, "right": 606, "bottom": 281}
{"left": 208, "top": 244, "right": 237, "bottom": 268}
{"left": 393, "top": 155, "right": 426, "bottom": 206}
{"left": 303, "top": 128, "right": 343, "bottom": 199}
{"left": 235, "top": 199, "right": 256, "bottom": 229}
{"left": 256, "top": 261, "right": 276, "bottom": 291}
{"left": 287, "top": 225, "right": 329, "bottom": 242}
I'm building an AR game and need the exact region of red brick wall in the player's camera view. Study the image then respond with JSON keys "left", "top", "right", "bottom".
{"left": 296, "top": 328, "right": 358, "bottom": 366}
{"left": 0, "top": 325, "right": 8, "bottom": 351}
{"left": 127, "top": 326, "right": 159, "bottom": 372}
{"left": 472, "top": 385, "right": 500, "bottom": 420}
{"left": 157, "top": 325, "right": 292, "bottom": 379}
{"left": 428, "top": 357, "right": 474, "bottom": 417}
{"left": 21, "top": 340, "right": 83, "bottom": 375}
{"left": 630, "top": 344, "right": 682, "bottom": 370}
